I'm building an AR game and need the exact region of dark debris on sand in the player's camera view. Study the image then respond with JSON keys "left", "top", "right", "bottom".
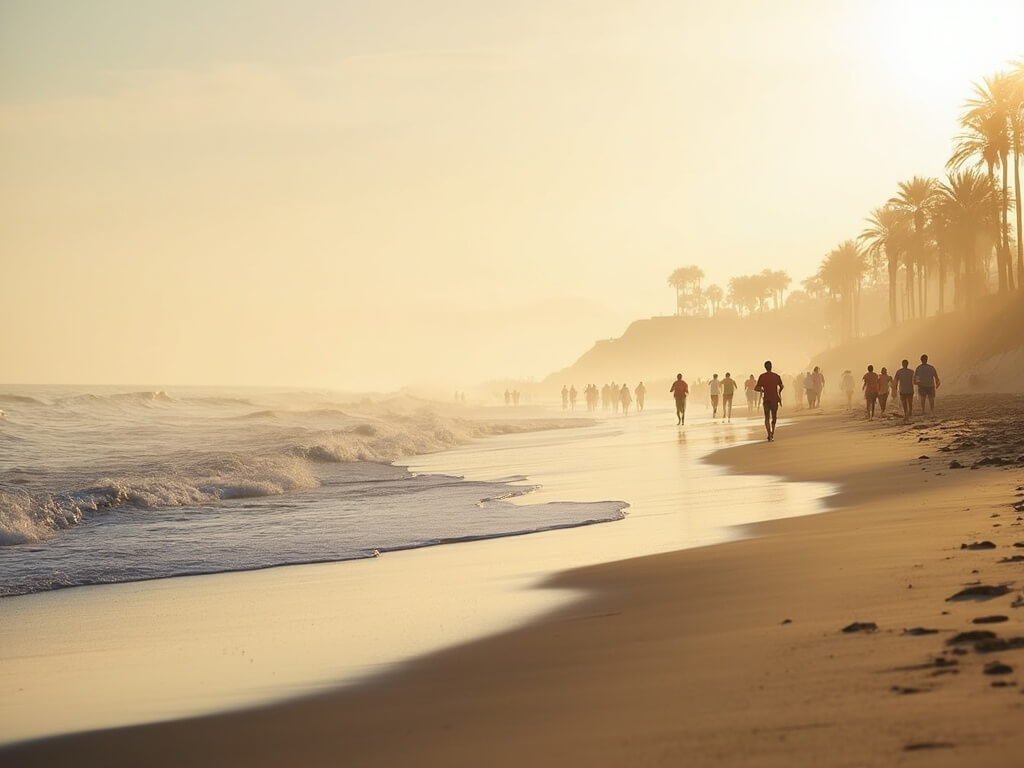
{"left": 841, "top": 621, "right": 878, "bottom": 633}
{"left": 946, "top": 584, "right": 1012, "bottom": 601}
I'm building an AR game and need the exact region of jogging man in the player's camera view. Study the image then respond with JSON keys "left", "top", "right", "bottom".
{"left": 914, "top": 354, "right": 940, "bottom": 415}
{"left": 754, "top": 360, "right": 784, "bottom": 441}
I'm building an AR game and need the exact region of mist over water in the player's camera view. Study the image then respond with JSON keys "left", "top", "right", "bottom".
{"left": 0, "top": 387, "right": 626, "bottom": 596}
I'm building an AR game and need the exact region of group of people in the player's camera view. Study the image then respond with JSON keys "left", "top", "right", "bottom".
{"left": 853, "top": 354, "right": 940, "bottom": 421}
{"left": 560, "top": 382, "right": 648, "bottom": 415}
{"left": 671, "top": 362, "right": 785, "bottom": 440}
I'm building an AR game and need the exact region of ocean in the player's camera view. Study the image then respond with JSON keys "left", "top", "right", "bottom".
{"left": 0, "top": 387, "right": 627, "bottom": 598}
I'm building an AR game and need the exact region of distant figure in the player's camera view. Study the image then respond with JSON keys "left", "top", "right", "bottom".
{"left": 512, "top": 390, "right": 521, "bottom": 406}
{"left": 876, "top": 366, "right": 892, "bottom": 414}
{"left": 744, "top": 374, "right": 757, "bottom": 415}
{"left": 862, "top": 364, "right": 879, "bottom": 419}
{"left": 708, "top": 374, "right": 721, "bottom": 419}
{"left": 803, "top": 371, "right": 815, "bottom": 409}
{"left": 561, "top": 385, "right": 569, "bottom": 410}
{"left": 610, "top": 381, "right": 619, "bottom": 414}
{"left": 569, "top": 385, "right": 577, "bottom": 411}
{"left": 754, "top": 360, "right": 784, "bottom": 441}
{"left": 721, "top": 372, "right": 737, "bottom": 421}
{"left": 504, "top": 389, "right": 511, "bottom": 406}
{"left": 619, "top": 383, "right": 632, "bottom": 415}
{"left": 840, "top": 370, "right": 855, "bottom": 408}
{"left": 670, "top": 373, "right": 689, "bottom": 425}
{"left": 914, "top": 354, "right": 940, "bottom": 415}
{"left": 894, "top": 359, "right": 915, "bottom": 422}
{"left": 635, "top": 381, "right": 646, "bottom": 412}
{"left": 811, "top": 366, "right": 825, "bottom": 407}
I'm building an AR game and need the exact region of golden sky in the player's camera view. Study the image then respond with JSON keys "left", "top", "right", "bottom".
{"left": 2, "top": 0, "right": 1022, "bottom": 390}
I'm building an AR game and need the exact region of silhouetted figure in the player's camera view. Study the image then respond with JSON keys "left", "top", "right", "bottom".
{"left": 744, "top": 374, "right": 756, "bottom": 415}
{"left": 670, "top": 374, "right": 689, "bottom": 425}
{"left": 876, "top": 367, "right": 892, "bottom": 414}
{"left": 708, "top": 373, "right": 721, "bottom": 419}
{"left": 811, "top": 366, "right": 825, "bottom": 408}
{"left": 504, "top": 389, "right": 511, "bottom": 406}
{"left": 721, "top": 372, "right": 737, "bottom": 421}
{"left": 635, "top": 381, "right": 646, "bottom": 412}
{"left": 914, "top": 354, "right": 940, "bottom": 415}
{"left": 569, "top": 385, "right": 577, "bottom": 411}
{"left": 512, "top": 390, "right": 521, "bottom": 406}
{"left": 561, "top": 385, "right": 569, "bottom": 410}
{"left": 619, "top": 383, "right": 632, "bottom": 415}
{"left": 803, "top": 372, "right": 814, "bottom": 409}
{"left": 840, "top": 370, "right": 855, "bottom": 408}
{"left": 894, "top": 359, "right": 915, "bottom": 422}
{"left": 610, "top": 381, "right": 619, "bottom": 414}
{"left": 754, "top": 360, "right": 784, "bottom": 441}
{"left": 862, "top": 364, "right": 879, "bottom": 419}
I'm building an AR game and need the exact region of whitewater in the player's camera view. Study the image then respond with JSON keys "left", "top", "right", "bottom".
{"left": 0, "top": 387, "right": 627, "bottom": 597}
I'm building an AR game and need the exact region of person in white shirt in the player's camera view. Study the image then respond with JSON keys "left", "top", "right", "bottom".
{"left": 708, "top": 373, "right": 721, "bottom": 419}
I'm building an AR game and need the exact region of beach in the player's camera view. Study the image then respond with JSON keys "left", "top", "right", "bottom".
{"left": 4, "top": 394, "right": 1024, "bottom": 766}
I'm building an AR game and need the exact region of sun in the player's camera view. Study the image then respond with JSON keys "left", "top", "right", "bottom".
{"left": 868, "top": 0, "right": 1024, "bottom": 110}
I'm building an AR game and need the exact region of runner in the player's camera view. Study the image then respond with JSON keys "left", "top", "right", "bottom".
{"left": 708, "top": 374, "right": 721, "bottom": 419}
{"left": 744, "top": 374, "right": 757, "bottom": 415}
{"left": 669, "top": 374, "right": 689, "bottom": 426}
{"left": 721, "top": 372, "right": 738, "bottom": 422}
{"left": 754, "top": 360, "right": 785, "bottom": 441}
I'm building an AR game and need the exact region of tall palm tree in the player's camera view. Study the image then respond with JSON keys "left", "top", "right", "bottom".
{"left": 888, "top": 176, "right": 940, "bottom": 317}
{"left": 953, "top": 77, "right": 1014, "bottom": 291}
{"left": 759, "top": 269, "right": 790, "bottom": 310}
{"left": 1009, "top": 60, "right": 1024, "bottom": 287}
{"left": 935, "top": 169, "right": 996, "bottom": 311}
{"left": 860, "top": 205, "right": 909, "bottom": 325}
{"left": 818, "top": 241, "right": 868, "bottom": 342}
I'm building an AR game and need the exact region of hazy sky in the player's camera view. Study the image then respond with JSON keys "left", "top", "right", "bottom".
{"left": 2, "top": 0, "right": 1022, "bottom": 390}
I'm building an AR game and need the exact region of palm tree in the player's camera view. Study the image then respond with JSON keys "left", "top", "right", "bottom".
{"left": 759, "top": 269, "right": 791, "bottom": 310}
{"left": 667, "top": 265, "right": 705, "bottom": 315}
{"left": 1009, "top": 60, "right": 1024, "bottom": 286}
{"left": 952, "top": 78, "right": 1013, "bottom": 291}
{"left": 935, "top": 169, "right": 997, "bottom": 311}
{"left": 888, "top": 176, "right": 940, "bottom": 317}
{"left": 705, "top": 284, "right": 724, "bottom": 316}
{"left": 860, "top": 205, "right": 909, "bottom": 325}
{"left": 818, "top": 241, "right": 868, "bottom": 342}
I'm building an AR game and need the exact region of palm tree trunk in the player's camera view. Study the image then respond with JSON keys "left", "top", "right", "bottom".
{"left": 1002, "top": 157, "right": 1015, "bottom": 290}
{"left": 887, "top": 251, "right": 898, "bottom": 325}
{"left": 1014, "top": 137, "right": 1023, "bottom": 289}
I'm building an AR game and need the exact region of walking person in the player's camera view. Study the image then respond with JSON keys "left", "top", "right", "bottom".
{"left": 841, "top": 370, "right": 855, "bottom": 408}
{"left": 619, "top": 383, "right": 632, "bottom": 415}
{"left": 862, "top": 365, "right": 880, "bottom": 419}
{"left": 754, "top": 361, "right": 785, "bottom": 441}
{"left": 635, "top": 381, "right": 646, "bottom": 412}
{"left": 914, "top": 354, "right": 940, "bottom": 415}
{"left": 670, "top": 374, "right": 689, "bottom": 426}
{"left": 894, "top": 359, "right": 916, "bottom": 422}
{"left": 744, "top": 374, "right": 757, "bottom": 415}
{"left": 876, "top": 366, "right": 892, "bottom": 415}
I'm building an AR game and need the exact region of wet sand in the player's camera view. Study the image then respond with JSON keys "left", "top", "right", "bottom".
{"left": 6, "top": 395, "right": 1024, "bottom": 766}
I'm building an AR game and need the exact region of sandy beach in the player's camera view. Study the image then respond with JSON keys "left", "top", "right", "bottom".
{"left": 5, "top": 394, "right": 1024, "bottom": 767}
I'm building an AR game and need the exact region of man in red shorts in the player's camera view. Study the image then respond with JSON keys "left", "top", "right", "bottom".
{"left": 754, "top": 360, "right": 785, "bottom": 441}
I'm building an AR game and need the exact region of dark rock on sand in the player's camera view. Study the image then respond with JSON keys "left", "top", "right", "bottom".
{"left": 983, "top": 661, "right": 1013, "bottom": 675}
{"left": 841, "top": 621, "right": 878, "bottom": 633}
{"left": 960, "top": 541, "right": 996, "bottom": 550}
{"left": 973, "top": 636, "right": 1024, "bottom": 653}
{"left": 946, "top": 630, "right": 997, "bottom": 645}
{"left": 972, "top": 615, "right": 1009, "bottom": 624}
{"left": 903, "top": 627, "right": 940, "bottom": 636}
{"left": 946, "top": 584, "right": 1011, "bottom": 600}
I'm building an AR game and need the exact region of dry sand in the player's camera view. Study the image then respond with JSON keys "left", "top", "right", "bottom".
{"left": 5, "top": 394, "right": 1024, "bottom": 767}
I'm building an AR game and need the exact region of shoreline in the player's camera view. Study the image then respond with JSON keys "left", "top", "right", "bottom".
{"left": 6, "top": 399, "right": 1024, "bottom": 765}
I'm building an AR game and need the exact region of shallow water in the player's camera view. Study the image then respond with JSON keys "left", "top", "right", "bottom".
{"left": 0, "top": 401, "right": 833, "bottom": 745}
